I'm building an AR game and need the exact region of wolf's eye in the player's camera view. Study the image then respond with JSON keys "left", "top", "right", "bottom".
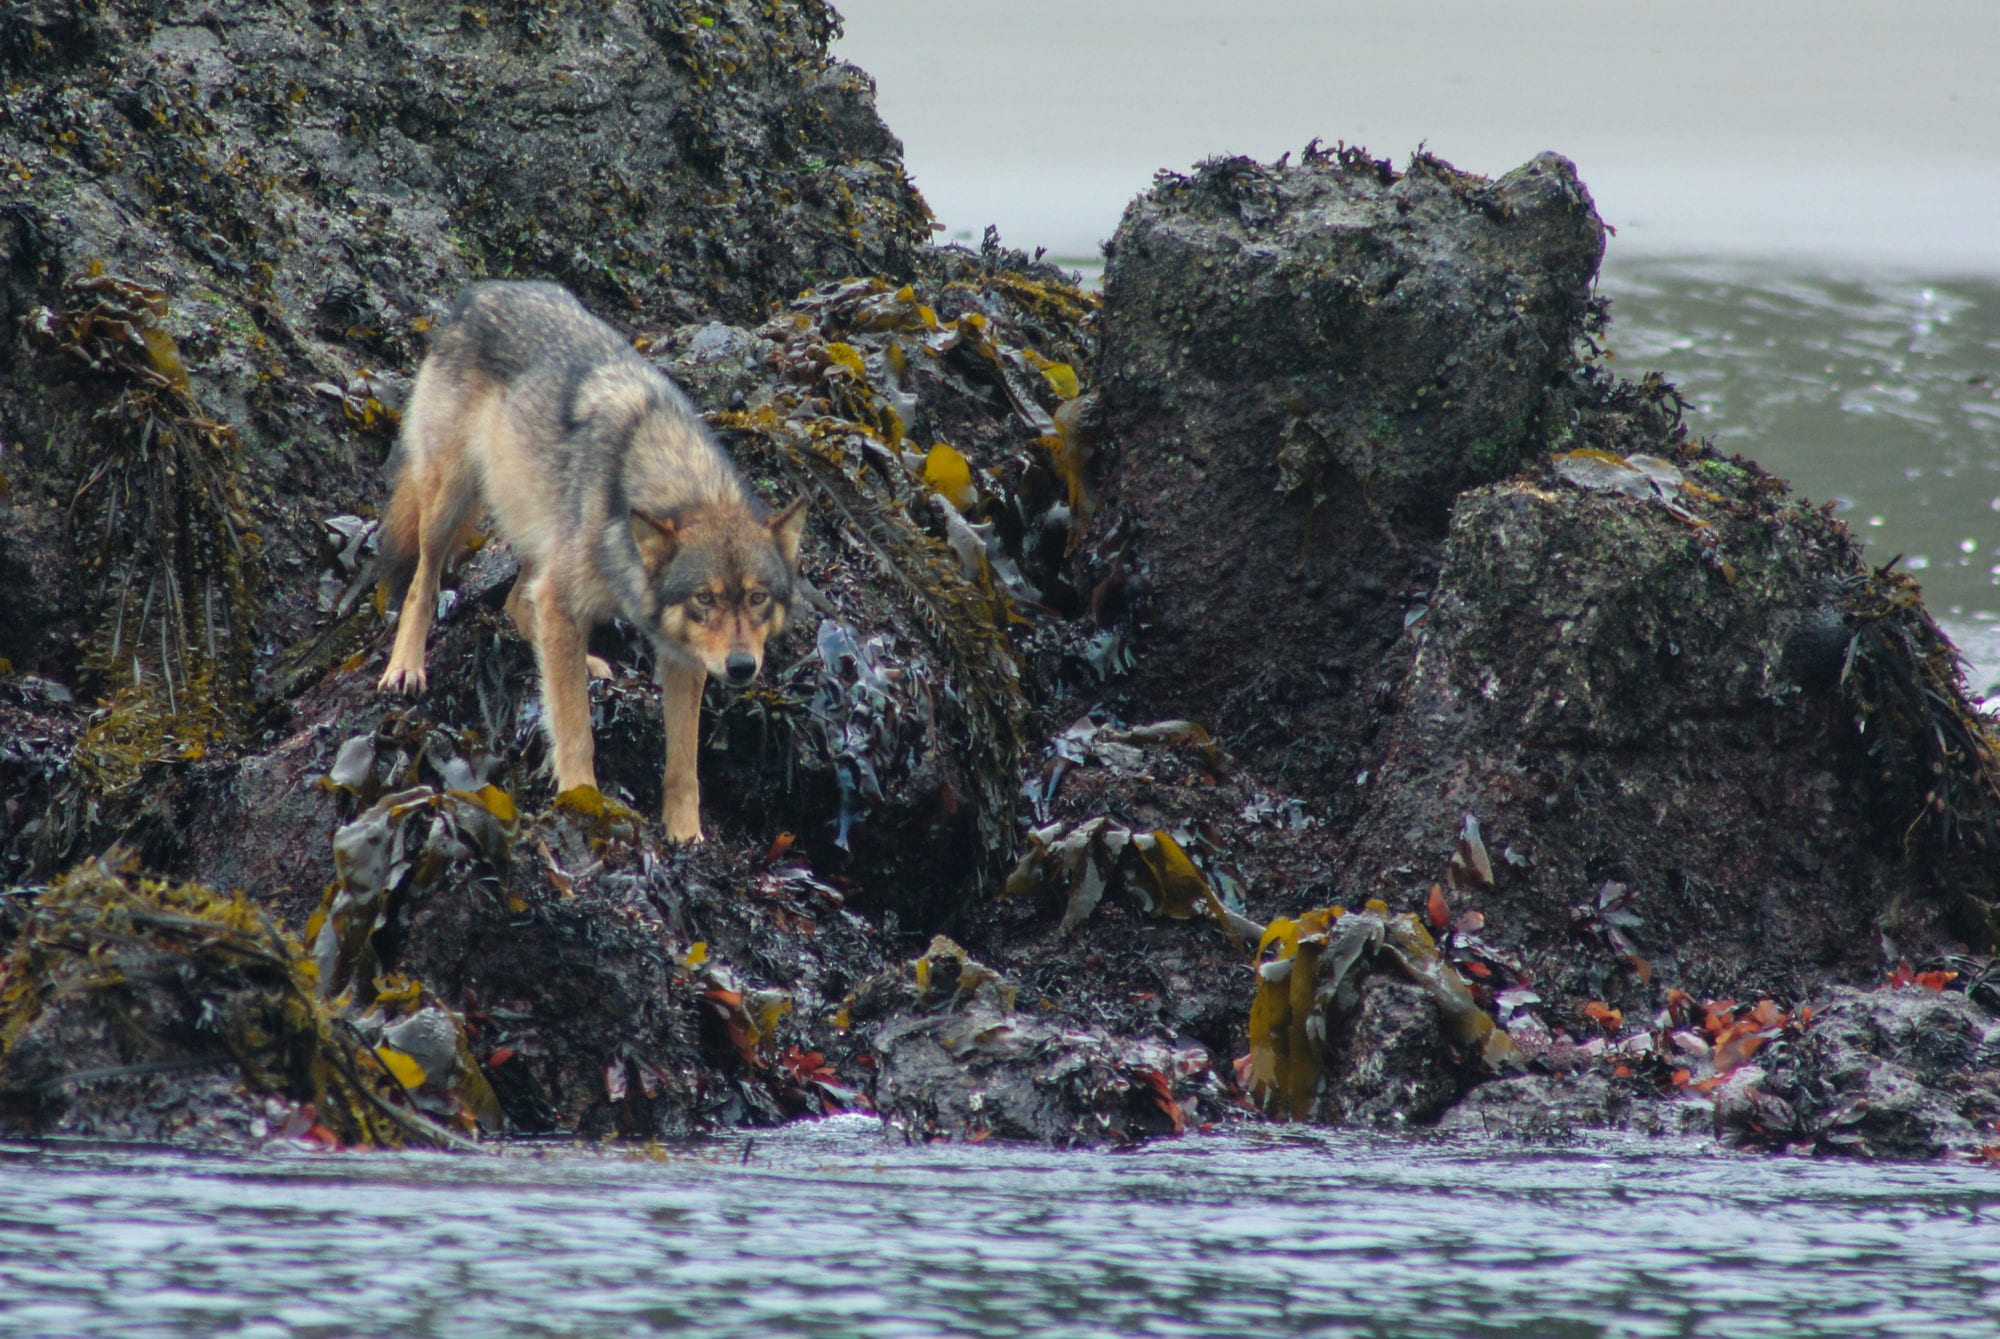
{"left": 693, "top": 591, "right": 716, "bottom": 608}
{"left": 748, "top": 591, "right": 768, "bottom": 607}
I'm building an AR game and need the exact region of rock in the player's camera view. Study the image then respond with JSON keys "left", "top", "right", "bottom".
{"left": 0, "top": 497, "right": 85, "bottom": 677}
{"left": 1438, "top": 1072, "right": 1675, "bottom": 1140}
{"left": 1337, "top": 458, "right": 1994, "bottom": 1010}
{"left": 0, "top": 674, "right": 81, "bottom": 875}
{"left": 861, "top": 937, "right": 1224, "bottom": 1143}
{"left": 1097, "top": 148, "right": 1603, "bottom": 786}
{"left": 1747, "top": 985, "right": 2000, "bottom": 1159}
{"left": 1317, "top": 977, "right": 1460, "bottom": 1126}
{"left": 1080, "top": 141, "right": 1998, "bottom": 1156}
{"left": 0, "top": 857, "right": 480, "bottom": 1148}
{"left": 0, "top": 0, "right": 1093, "bottom": 1144}
{"left": 1429, "top": 982, "right": 2000, "bottom": 1159}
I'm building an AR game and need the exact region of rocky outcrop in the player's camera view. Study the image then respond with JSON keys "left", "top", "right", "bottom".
{"left": 1087, "top": 144, "right": 2000, "bottom": 1155}
{"left": 1751, "top": 985, "right": 2000, "bottom": 1158}
{"left": 4, "top": 0, "right": 1999, "bottom": 1158}
{"left": 1097, "top": 147, "right": 1605, "bottom": 789}
{"left": 1338, "top": 465, "right": 1944, "bottom": 1006}
{"left": 0, "top": 0, "right": 1073, "bottom": 1146}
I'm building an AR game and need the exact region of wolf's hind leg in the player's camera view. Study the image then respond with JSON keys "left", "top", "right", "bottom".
{"left": 504, "top": 566, "right": 539, "bottom": 644}
{"left": 659, "top": 657, "right": 705, "bottom": 843}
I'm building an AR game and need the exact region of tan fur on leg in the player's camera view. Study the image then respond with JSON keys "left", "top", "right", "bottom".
{"left": 504, "top": 568, "right": 538, "bottom": 644}
{"left": 378, "top": 441, "right": 478, "bottom": 695}
{"left": 379, "top": 546, "right": 441, "bottom": 694}
{"left": 659, "top": 656, "right": 705, "bottom": 843}
{"left": 529, "top": 576, "right": 598, "bottom": 795}
{"left": 510, "top": 570, "right": 610, "bottom": 679}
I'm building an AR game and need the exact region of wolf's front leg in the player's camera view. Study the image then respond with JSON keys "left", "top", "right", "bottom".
{"left": 659, "top": 657, "right": 705, "bottom": 843}
{"left": 527, "top": 579, "right": 598, "bottom": 794}
{"left": 378, "top": 452, "right": 477, "bottom": 696}
{"left": 507, "top": 568, "right": 613, "bottom": 679}
{"left": 378, "top": 548, "right": 442, "bottom": 695}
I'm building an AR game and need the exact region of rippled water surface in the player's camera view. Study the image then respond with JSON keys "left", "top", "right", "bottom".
{"left": 6, "top": 1118, "right": 2000, "bottom": 1338}
{"left": 1601, "top": 260, "right": 2000, "bottom": 697}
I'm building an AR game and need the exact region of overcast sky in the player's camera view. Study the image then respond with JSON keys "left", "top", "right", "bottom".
{"left": 833, "top": 1, "right": 2000, "bottom": 273}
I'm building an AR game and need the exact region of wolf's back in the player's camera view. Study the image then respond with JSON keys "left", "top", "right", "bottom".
{"left": 376, "top": 282, "right": 607, "bottom": 602}
{"left": 431, "top": 281, "right": 632, "bottom": 386}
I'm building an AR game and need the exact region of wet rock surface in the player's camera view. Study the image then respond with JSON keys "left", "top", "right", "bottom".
{"left": 1725, "top": 985, "right": 2000, "bottom": 1159}
{"left": 1081, "top": 145, "right": 2000, "bottom": 1157}
{"left": 1344, "top": 469, "right": 1901, "bottom": 1003}
{"left": 3, "top": 1, "right": 2000, "bottom": 1158}
{"left": 1, "top": 0, "right": 930, "bottom": 699}
{"left": 859, "top": 936, "right": 1223, "bottom": 1143}
{"left": 1097, "top": 147, "right": 1604, "bottom": 792}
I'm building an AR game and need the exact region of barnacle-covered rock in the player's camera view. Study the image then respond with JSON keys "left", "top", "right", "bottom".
{"left": 1724, "top": 985, "right": 2000, "bottom": 1158}
{"left": 1049, "top": 141, "right": 2000, "bottom": 1155}
{"left": 1336, "top": 450, "right": 2000, "bottom": 1017}
{"left": 1097, "top": 147, "right": 1606, "bottom": 785}
{"left": 856, "top": 936, "right": 1225, "bottom": 1143}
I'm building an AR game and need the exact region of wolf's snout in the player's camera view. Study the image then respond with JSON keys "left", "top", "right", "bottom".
{"left": 724, "top": 652, "right": 758, "bottom": 685}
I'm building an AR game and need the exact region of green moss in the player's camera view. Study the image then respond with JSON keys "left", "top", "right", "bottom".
{"left": 1689, "top": 459, "right": 1750, "bottom": 490}
{"left": 1466, "top": 436, "right": 1514, "bottom": 479}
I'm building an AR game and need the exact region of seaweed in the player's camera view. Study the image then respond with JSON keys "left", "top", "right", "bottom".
{"left": 703, "top": 271, "right": 1110, "bottom": 889}
{"left": 1837, "top": 559, "right": 2000, "bottom": 883}
{"left": 0, "top": 853, "right": 475, "bottom": 1147}
{"left": 1245, "top": 902, "right": 1519, "bottom": 1121}
{"left": 25, "top": 267, "right": 261, "bottom": 870}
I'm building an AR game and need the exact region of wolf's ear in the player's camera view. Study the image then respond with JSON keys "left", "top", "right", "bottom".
{"left": 768, "top": 497, "right": 807, "bottom": 569}
{"left": 630, "top": 509, "right": 679, "bottom": 574}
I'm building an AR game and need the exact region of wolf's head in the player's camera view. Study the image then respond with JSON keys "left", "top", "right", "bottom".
{"left": 631, "top": 498, "right": 806, "bottom": 685}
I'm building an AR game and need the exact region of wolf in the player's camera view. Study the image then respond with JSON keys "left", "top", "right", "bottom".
{"left": 375, "top": 280, "right": 805, "bottom": 843}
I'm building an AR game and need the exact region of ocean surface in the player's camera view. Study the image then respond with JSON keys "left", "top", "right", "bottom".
{"left": 8, "top": 1118, "right": 2000, "bottom": 1338}
{"left": 1601, "top": 260, "right": 2000, "bottom": 703}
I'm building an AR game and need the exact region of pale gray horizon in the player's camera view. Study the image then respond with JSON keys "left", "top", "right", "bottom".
{"left": 834, "top": 0, "right": 2000, "bottom": 274}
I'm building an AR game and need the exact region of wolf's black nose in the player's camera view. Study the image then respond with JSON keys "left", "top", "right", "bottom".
{"left": 724, "top": 652, "right": 758, "bottom": 684}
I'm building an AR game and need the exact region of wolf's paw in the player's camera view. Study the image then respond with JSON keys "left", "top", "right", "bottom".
{"left": 663, "top": 797, "right": 704, "bottom": 845}
{"left": 585, "top": 654, "right": 613, "bottom": 681}
{"left": 378, "top": 662, "right": 428, "bottom": 695}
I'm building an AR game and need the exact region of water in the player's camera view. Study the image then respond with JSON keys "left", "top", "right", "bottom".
{"left": 1600, "top": 259, "right": 2000, "bottom": 701}
{"left": 834, "top": 0, "right": 2000, "bottom": 272}
{"left": 6, "top": 1118, "right": 2000, "bottom": 1337}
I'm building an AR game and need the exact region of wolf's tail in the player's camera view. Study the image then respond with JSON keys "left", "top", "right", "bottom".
{"left": 375, "top": 446, "right": 422, "bottom": 605}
